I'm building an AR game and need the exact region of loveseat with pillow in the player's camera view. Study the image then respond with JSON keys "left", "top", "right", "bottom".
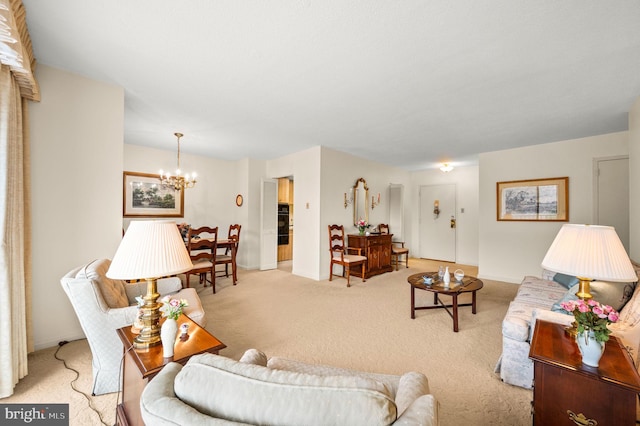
{"left": 495, "top": 264, "right": 640, "bottom": 389}
{"left": 140, "top": 349, "right": 439, "bottom": 425}
{"left": 60, "top": 259, "right": 207, "bottom": 395}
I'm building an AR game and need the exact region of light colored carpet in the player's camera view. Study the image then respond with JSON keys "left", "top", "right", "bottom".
{"left": 4, "top": 259, "right": 531, "bottom": 425}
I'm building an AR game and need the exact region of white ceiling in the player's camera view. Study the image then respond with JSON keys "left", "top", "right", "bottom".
{"left": 22, "top": 0, "right": 640, "bottom": 171}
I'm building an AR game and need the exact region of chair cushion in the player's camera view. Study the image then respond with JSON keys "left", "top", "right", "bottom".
{"left": 174, "top": 353, "right": 397, "bottom": 426}
{"left": 75, "top": 259, "right": 128, "bottom": 308}
{"left": 191, "top": 259, "right": 213, "bottom": 269}
{"left": 392, "top": 247, "right": 409, "bottom": 254}
{"left": 334, "top": 254, "right": 366, "bottom": 263}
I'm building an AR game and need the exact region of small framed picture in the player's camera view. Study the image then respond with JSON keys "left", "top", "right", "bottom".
{"left": 497, "top": 177, "right": 568, "bottom": 222}
{"left": 123, "top": 171, "right": 184, "bottom": 218}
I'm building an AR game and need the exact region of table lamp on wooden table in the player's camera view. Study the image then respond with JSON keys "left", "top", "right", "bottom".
{"left": 107, "top": 220, "right": 193, "bottom": 349}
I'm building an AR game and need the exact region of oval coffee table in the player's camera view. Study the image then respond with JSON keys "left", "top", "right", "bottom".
{"left": 407, "top": 272, "right": 483, "bottom": 332}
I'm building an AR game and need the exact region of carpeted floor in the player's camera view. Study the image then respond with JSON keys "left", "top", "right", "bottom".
{"left": 3, "top": 259, "right": 532, "bottom": 425}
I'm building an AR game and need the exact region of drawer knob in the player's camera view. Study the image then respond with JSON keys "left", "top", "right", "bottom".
{"left": 567, "top": 410, "right": 597, "bottom": 426}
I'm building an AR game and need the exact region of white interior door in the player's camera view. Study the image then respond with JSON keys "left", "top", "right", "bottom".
{"left": 260, "top": 179, "right": 278, "bottom": 270}
{"left": 419, "top": 184, "right": 456, "bottom": 262}
{"left": 595, "top": 156, "right": 629, "bottom": 252}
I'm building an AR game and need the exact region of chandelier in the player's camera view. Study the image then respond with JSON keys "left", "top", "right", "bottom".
{"left": 159, "top": 132, "right": 197, "bottom": 190}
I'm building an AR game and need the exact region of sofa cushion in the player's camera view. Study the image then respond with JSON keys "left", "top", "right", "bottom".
{"left": 267, "top": 356, "right": 402, "bottom": 397}
{"left": 174, "top": 353, "right": 397, "bottom": 426}
{"left": 552, "top": 281, "right": 637, "bottom": 313}
{"left": 501, "top": 277, "right": 567, "bottom": 343}
{"left": 550, "top": 286, "right": 577, "bottom": 314}
{"left": 75, "top": 259, "right": 128, "bottom": 308}
{"left": 552, "top": 273, "right": 579, "bottom": 289}
{"left": 516, "top": 276, "right": 567, "bottom": 307}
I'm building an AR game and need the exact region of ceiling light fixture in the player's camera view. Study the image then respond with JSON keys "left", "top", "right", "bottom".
{"left": 159, "top": 132, "right": 197, "bottom": 190}
{"left": 440, "top": 163, "right": 454, "bottom": 172}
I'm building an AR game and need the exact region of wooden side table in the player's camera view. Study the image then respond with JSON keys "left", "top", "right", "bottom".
{"left": 529, "top": 320, "right": 640, "bottom": 426}
{"left": 115, "top": 315, "right": 226, "bottom": 426}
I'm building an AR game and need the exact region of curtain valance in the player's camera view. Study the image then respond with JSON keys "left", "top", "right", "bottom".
{"left": 0, "top": 0, "right": 39, "bottom": 101}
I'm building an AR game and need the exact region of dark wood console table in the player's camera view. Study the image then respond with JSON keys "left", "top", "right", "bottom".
{"left": 348, "top": 233, "right": 393, "bottom": 278}
{"left": 529, "top": 320, "right": 640, "bottom": 425}
{"left": 116, "top": 315, "right": 226, "bottom": 426}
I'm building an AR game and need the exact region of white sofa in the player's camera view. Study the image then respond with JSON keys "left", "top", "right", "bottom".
{"left": 60, "top": 258, "right": 207, "bottom": 395}
{"left": 495, "top": 265, "right": 640, "bottom": 389}
{"left": 140, "top": 349, "right": 439, "bottom": 426}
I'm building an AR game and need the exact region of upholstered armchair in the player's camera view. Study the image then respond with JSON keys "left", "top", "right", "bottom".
{"left": 60, "top": 259, "right": 207, "bottom": 395}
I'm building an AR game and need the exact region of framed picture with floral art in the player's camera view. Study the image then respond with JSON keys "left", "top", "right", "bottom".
{"left": 123, "top": 171, "right": 184, "bottom": 217}
{"left": 497, "top": 177, "right": 568, "bottom": 222}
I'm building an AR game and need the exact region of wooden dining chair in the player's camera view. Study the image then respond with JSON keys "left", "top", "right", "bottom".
{"left": 215, "top": 224, "right": 241, "bottom": 285}
{"left": 379, "top": 223, "right": 409, "bottom": 270}
{"left": 328, "top": 224, "right": 367, "bottom": 287}
{"left": 185, "top": 226, "right": 218, "bottom": 293}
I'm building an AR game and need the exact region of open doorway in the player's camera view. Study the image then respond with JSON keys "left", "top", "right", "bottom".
{"left": 277, "top": 176, "right": 294, "bottom": 271}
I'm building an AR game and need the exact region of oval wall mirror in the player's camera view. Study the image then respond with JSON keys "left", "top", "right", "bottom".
{"left": 352, "top": 177, "right": 369, "bottom": 227}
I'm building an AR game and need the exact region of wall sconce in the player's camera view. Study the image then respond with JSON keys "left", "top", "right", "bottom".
{"left": 344, "top": 188, "right": 353, "bottom": 209}
{"left": 433, "top": 200, "right": 440, "bottom": 218}
{"left": 371, "top": 193, "right": 381, "bottom": 209}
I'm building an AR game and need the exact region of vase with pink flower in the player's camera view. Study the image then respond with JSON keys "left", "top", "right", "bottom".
{"left": 357, "top": 219, "right": 369, "bottom": 236}
{"left": 560, "top": 298, "right": 619, "bottom": 367}
{"left": 159, "top": 296, "right": 189, "bottom": 358}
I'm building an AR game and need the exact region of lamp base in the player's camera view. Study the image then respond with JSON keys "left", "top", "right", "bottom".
{"left": 575, "top": 277, "right": 593, "bottom": 300}
{"left": 133, "top": 278, "right": 162, "bottom": 349}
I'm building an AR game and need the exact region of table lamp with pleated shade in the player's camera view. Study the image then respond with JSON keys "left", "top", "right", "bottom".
{"left": 541, "top": 224, "right": 637, "bottom": 300}
{"left": 107, "top": 220, "right": 192, "bottom": 349}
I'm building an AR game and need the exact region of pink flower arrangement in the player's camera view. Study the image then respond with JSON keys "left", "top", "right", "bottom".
{"left": 560, "top": 298, "right": 619, "bottom": 343}
{"left": 159, "top": 296, "right": 189, "bottom": 320}
{"left": 357, "top": 219, "right": 370, "bottom": 233}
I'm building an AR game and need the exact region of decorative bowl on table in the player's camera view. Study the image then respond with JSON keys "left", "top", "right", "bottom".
{"left": 454, "top": 269, "right": 464, "bottom": 282}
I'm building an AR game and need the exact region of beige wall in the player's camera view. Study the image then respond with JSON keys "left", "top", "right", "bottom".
{"left": 319, "top": 147, "right": 411, "bottom": 280}
{"left": 30, "top": 65, "right": 124, "bottom": 349}
{"left": 478, "top": 132, "right": 629, "bottom": 283}
{"left": 123, "top": 145, "right": 239, "bottom": 237}
{"left": 630, "top": 96, "right": 640, "bottom": 261}
{"left": 266, "top": 146, "right": 322, "bottom": 279}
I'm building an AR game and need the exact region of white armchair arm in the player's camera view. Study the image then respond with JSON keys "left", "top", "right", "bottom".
{"left": 394, "top": 371, "right": 430, "bottom": 416}
{"left": 394, "top": 395, "right": 439, "bottom": 426}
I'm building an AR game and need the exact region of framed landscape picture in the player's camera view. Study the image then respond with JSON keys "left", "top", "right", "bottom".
{"left": 123, "top": 171, "right": 184, "bottom": 217}
{"left": 497, "top": 177, "right": 568, "bottom": 222}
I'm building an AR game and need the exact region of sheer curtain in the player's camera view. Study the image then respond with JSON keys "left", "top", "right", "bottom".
{"left": 0, "top": 0, "right": 39, "bottom": 398}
